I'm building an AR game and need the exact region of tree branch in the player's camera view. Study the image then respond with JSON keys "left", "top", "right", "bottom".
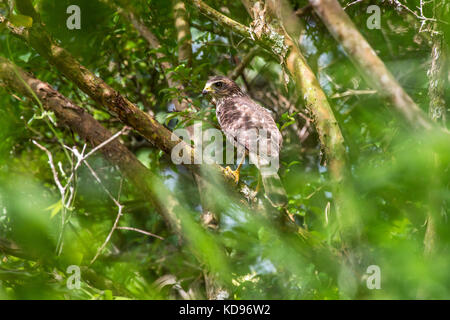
{"left": 173, "top": 0, "right": 193, "bottom": 66}
{"left": 424, "top": 1, "right": 448, "bottom": 258}
{"left": 427, "top": 26, "right": 446, "bottom": 125}
{"left": 228, "top": 46, "right": 259, "bottom": 80}
{"left": 10, "top": 1, "right": 254, "bottom": 199}
{"left": 308, "top": 0, "right": 440, "bottom": 132}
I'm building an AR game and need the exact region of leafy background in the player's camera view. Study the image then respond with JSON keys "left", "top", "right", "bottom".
{"left": 0, "top": 0, "right": 449, "bottom": 299}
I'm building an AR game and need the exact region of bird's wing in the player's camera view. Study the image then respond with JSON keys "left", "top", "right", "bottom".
{"left": 217, "top": 95, "right": 286, "bottom": 207}
{"left": 217, "top": 96, "right": 282, "bottom": 160}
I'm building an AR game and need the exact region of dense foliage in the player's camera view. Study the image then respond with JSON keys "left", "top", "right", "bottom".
{"left": 0, "top": 0, "right": 449, "bottom": 299}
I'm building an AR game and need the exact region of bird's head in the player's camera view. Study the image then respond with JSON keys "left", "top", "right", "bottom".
{"left": 202, "top": 76, "right": 243, "bottom": 100}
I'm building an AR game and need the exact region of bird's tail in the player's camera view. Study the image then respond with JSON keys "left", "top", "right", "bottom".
{"left": 261, "top": 171, "right": 287, "bottom": 207}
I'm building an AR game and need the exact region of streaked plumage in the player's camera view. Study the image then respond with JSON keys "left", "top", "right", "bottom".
{"left": 202, "top": 76, "right": 287, "bottom": 206}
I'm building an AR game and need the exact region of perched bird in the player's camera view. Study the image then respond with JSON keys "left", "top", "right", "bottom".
{"left": 202, "top": 76, "right": 287, "bottom": 207}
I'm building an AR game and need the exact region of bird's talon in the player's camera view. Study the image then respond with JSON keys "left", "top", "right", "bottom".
{"left": 225, "top": 166, "right": 240, "bottom": 184}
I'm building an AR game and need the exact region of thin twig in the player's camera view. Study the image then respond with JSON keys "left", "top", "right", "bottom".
{"left": 33, "top": 126, "right": 129, "bottom": 256}
{"left": 90, "top": 203, "right": 124, "bottom": 265}
{"left": 343, "top": 0, "right": 363, "bottom": 10}
{"left": 84, "top": 126, "right": 130, "bottom": 159}
{"left": 295, "top": 4, "right": 312, "bottom": 16}
{"left": 116, "top": 227, "right": 165, "bottom": 240}
{"left": 331, "top": 89, "right": 377, "bottom": 99}
{"left": 389, "top": 0, "right": 447, "bottom": 31}
{"left": 33, "top": 141, "right": 65, "bottom": 195}
{"left": 32, "top": 140, "right": 67, "bottom": 254}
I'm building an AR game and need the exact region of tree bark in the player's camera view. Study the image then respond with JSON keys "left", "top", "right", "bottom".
{"left": 423, "top": 1, "right": 448, "bottom": 257}
{"left": 427, "top": 26, "right": 447, "bottom": 126}
{"left": 173, "top": 0, "right": 193, "bottom": 66}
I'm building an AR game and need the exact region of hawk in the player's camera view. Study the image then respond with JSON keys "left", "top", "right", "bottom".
{"left": 202, "top": 76, "right": 287, "bottom": 207}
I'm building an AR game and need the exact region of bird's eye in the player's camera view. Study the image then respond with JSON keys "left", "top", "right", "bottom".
{"left": 214, "top": 82, "right": 223, "bottom": 88}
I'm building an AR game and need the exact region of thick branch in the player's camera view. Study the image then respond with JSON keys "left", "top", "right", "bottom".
{"left": 427, "top": 29, "right": 446, "bottom": 125}
{"left": 173, "top": 0, "right": 193, "bottom": 66}
{"left": 424, "top": 2, "right": 448, "bottom": 257}
{"left": 11, "top": 20, "right": 192, "bottom": 158}
{"left": 10, "top": 1, "right": 251, "bottom": 194}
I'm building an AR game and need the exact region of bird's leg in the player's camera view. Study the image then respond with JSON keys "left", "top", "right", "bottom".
{"left": 225, "top": 153, "right": 245, "bottom": 184}
{"left": 255, "top": 171, "right": 261, "bottom": 193}
{"left": 235, "top": 152, "right": 245, "bottom": 176}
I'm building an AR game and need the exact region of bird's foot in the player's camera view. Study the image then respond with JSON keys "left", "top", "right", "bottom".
{"left": 225, "top": 166, "right": 240, "bottom": 184}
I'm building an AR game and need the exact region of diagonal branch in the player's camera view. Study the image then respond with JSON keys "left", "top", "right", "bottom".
{"left": 228, "top": 46, "right": 259, "bottom": 81}
{"left": 308, "top": 0, "right": 441, "bottom": 132}
{"left": 9, "top": 1, "right": 255, "bottom": 199}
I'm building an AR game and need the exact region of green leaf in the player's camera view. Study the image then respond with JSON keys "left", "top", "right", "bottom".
{"left": 155, "top": 112, "right": 169, "bottom": 124}
{"left": 45, "top": 200, "right": 62, "bottom": 219}
{"left": 9, "top": 14, "right": 33, "bottom": 28}
{"left": 280, "top": 119, "right": 295, "bottom": 131}
{"left": 18, "top": 52, "right": 32, "bottom": 63}
{"left": 287, "top": 160, "right": 301, "bottom": 168}
{"left": 124, "top": 40, "right": 136, "bottom": 50}
{"left": 103, "top": 290, "right": 113, "bottom": 300}
{"left": 0, "top": 20, "right": 7, "bottom": 32}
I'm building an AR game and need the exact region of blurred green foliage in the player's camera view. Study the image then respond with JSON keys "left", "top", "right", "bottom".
{"left": 0, "top": 0, "right": 449, "bottom": 299}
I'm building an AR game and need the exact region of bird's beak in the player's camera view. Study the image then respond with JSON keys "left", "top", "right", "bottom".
{"left": 202, "top": 84, "right": 213, "bottom": 96}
